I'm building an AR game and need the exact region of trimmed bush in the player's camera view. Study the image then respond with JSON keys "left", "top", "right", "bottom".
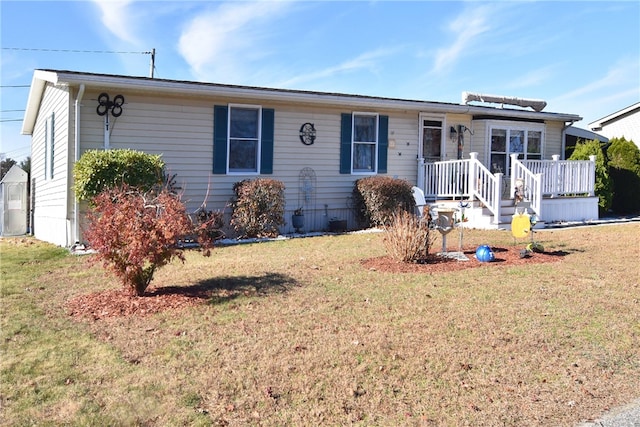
{"left": 383, "top": 210, "right": 434, "bottom": 263}
{"left": 73, "top": 149, "right": 164, "bottom": 201}
{"left": 568, "top": 139, "right": 613, "bottom": 214}
{"left": 607, "top": 137, "right": 640, "bottom": 214}
{"left": 352, "top": 176, "right": 415, "bottom": 228}
{"left": 230, "top": 179, "right": 286, "bottom": 238}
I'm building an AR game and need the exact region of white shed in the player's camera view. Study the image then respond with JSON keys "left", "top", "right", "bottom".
{"left": 0, "top": 165, "right": 28, "bottom": 236}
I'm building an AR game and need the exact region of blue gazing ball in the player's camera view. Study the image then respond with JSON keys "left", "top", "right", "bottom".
{"left": 475, "top": 245, "right": 495, "bottom": 262}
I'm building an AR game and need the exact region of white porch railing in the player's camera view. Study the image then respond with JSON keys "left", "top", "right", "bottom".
{"left": 510, "top": 154, "right": 543, "bottom": 218}
{"left": 417, "top": 152, "right": 596, "bottom": 224}
{"left": 519, "top": 155, "right": 596, "bottom": 197}
{"left": 418, "top": 153, "right": 503, "bottom": 223}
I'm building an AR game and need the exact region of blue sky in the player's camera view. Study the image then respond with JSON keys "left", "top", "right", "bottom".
{"left": 1, "top": 0, "right": 639, "bottom": 162}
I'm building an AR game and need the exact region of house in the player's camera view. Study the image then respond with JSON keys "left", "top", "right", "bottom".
{"left": 564, "top": 126, "right": 609, "bottom": 159}
{"left": 21, "top": 70, "right": 598, "bottom": 247}
{"left": 588, "top": 102, "right": 640, "bottom": 149}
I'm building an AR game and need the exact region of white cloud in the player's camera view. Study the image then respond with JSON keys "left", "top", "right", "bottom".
{"left": 276, "top": 47, "right": 399, "bottom": 89}
{"left": 91, "top": 0, "right": 141, "bottom": 46}
{"left": 431, "top": 5, "right": 493, "bottom": 74}
{"left": 555, "top": 58, "right": 638, "bottom": 101}
{"left": 549, "top": 57, "right": 640, "bottom": 125}
{"left": 178, "top": 1, "right": 291, "bottom": 82}
{"left": 505, "top": 64, "right": 557, "bottom": 90}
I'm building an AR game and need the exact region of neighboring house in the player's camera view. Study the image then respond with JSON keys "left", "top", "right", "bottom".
{"left": 589, "top": 102, "right": 640, "bottom": 148}
{"left": 22, "top": 70, "right": 598, "bottom": 247}
{"left": 564, "top": 126, "right": 609, "bottom": 159}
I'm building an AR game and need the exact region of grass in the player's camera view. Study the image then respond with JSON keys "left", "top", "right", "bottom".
{"left": 1, "top": 224, "right": 639, "bottom": 426}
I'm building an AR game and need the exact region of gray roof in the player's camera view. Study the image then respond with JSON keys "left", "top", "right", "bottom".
{"left": 22, "top": 69, "right": 583, "bottom": 135}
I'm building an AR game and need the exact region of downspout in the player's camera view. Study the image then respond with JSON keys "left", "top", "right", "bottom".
{"left": 73, "top": 84, "right": 85, "bottom": 245}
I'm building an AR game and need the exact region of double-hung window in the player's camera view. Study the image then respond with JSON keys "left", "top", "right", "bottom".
{"left": 340, "top": 112, "right": 388, "bottom": 174}
{"left": 229, "top": 105, "right": 261, "bottom": 173}
{"left": 213, "top": 104, "right": 274, "bottom": 175}
{"left": 352, "top": 113, "right": 378, "bottom": 173}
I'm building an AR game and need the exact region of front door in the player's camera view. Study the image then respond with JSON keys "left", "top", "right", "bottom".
{"left": 419, "top": 116, "right": 444, "bottom": 163}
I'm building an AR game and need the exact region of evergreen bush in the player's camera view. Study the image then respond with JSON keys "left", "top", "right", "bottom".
{"left": 73, "top": 149, "right": 164, "bottom": 201}
{"left": 606, "top": 137, "right": 640, "bottom": 214}
{"left": 568, "top": 139, "right": 613, "bottom": 214}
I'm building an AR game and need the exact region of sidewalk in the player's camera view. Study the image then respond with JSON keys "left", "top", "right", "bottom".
{"left": 577, "top": 398, "right": 640, "bottom": 426}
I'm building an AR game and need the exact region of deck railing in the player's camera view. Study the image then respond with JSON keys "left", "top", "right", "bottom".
{"left": 510, "top": 154, "right": 543, "bottom": 218}
{"left": 418, "top": 153, "right": 502, "bottom": 223}
{"left": 520, "top": 155, "right": 596, "bottom": 197}
{"left": 418, "top": 152, "right": 596, "bottom": 223}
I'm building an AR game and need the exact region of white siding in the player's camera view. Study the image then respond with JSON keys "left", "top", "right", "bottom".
{"left": 598, "top": 112, "right": 640, "bottom": 147}
{"left": 31, "top": 84, "right": 72, "bottom": 246}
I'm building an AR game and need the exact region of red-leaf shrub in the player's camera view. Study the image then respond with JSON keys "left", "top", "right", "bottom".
{"left": 85, "top": 185, "right": 215, "bottom": 296}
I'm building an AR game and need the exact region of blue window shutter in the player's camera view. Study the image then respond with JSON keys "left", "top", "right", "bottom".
{"left": 377, "top": 115, "right": 388, "bottom": 174}
{"left": 260, "top": 108, "right": 274, "bottom": 174}
{"left": 340, "top": 113, "right": 352, "bottom": 174}
{"left": 213, "top": 105, "right": 228, "bottom": 174}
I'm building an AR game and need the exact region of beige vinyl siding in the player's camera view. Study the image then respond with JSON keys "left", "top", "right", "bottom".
{"left": 76, "top": 93, "right": 428, "bottom": 232}
{"left": 469, "top": 119, "right": 488, "bottom": 162}
{"left": 544, "top": 121, "right": 563, "bottom": 159}
{"left": 31, "top": 84, "right": 72, "bottom": 246}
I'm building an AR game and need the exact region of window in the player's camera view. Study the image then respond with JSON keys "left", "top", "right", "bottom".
{"left": 489, "top": 124, "right": 544, "bottom": 174}
{"left": 213, "top": 105, "right": 274, "bottom": 175}
{"left": 340, "top": 113, "right": 388, "bottom": 174}
{"left": 229, "top": 106, "right": 260, "bottom": 173}
{"left": 353, "top": 113, "right": 378, "bottom": 172}
{"left": 45, "top": 113, "right": 55, "bottom": 180}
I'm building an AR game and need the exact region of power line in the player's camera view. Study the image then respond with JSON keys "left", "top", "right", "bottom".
{"left": 2, "top": 47, "right": 152, "bottom": 55}
{"left": 0, "top": 85, "right": 30, "bottom": 88}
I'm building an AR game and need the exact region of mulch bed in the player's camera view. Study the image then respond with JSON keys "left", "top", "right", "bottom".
{"left": 360, "top": 245, "right": 567, "bottom": 273}
{"left": 66, "top": 246, "right": 567, "bottom": 321}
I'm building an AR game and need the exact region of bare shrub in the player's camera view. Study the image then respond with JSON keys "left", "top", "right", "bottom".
{"left": 383, "top": 210, "right": 434, "bottom": 263}
{"left": 230, "top": 179, "right": 285, "bottom": 238}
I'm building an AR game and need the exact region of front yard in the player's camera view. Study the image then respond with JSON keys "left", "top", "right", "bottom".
{"left": 1, "top": 224, "right": 639, "bottom": 426}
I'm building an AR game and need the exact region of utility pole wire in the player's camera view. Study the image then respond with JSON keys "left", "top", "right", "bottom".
{"left": 2, "top": 47, "right": 152, "bottom": 55}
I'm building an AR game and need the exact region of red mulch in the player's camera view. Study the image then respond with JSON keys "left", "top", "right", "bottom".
{"left": 360, "top": 246, "right": 567, "bottom": 273}
{"left": 66, "top": 246, "right": 566, "bottom": 321}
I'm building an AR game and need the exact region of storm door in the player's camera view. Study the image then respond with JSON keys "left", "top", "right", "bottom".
{"left": 419, "top": 117, "right": 444, "bottom": 163}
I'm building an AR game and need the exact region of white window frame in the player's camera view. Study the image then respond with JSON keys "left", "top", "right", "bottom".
{"left": 487, "top": 121, "right": 545, "bottom": 174}
{"left": 227, "top": 103, "right": 262, "bottom": 175}
{"left": 351, "top": 112, "right": 379, "bottom": 174}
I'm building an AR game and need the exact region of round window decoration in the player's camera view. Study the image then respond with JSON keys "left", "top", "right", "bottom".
{"left": 299, "top": 122, "right": 316, "bottom": 145}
